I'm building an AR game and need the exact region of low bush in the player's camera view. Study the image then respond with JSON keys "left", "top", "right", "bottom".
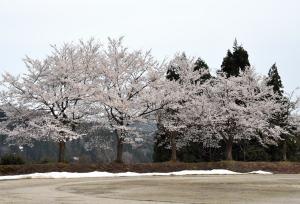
{"left": 0, "top": 154, "right": 25, "bottom": 165}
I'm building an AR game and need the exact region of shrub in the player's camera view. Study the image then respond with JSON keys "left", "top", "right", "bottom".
{"left": 0, "top": 154, "right": 25, "bottom": 165}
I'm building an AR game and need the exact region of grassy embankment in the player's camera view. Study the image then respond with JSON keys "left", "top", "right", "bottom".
{"left": 1, "top": 161, "right": 300, "bottom": 176}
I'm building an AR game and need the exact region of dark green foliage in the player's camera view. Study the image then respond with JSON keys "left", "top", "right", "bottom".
{"left": 1, "top": 154, "right": 25, "bottom": 165}
{"left": 232, "top": 139, "right": 271, "bottom": 161}
{"left": 39, "top": 158, "right": 54, "bottom": 164}
{"left": 267, "top": 63, "right": 290, "bottom": 128}
{"left": 221, "top": 39, "right": 250, "bottom": 77}
{"left": 265, "top": 63, "right": 299, "bottom": 161}
{"left": 178, "top": 142, "right": 222, "bottom": 162}
{"left": 166, "top": 66, "right": 180, "bottom": 81}
{"left": 267, "top": 63, "right": 284, "bottom": 96}
{"left": 290, "top": 133, "right": 300, "bottom": 161}
{"left": 153, "top": 134, "right": 171, "bottom": 162}
{"left": 194, "top": 58, "right": 211, "bottom": 84}
{"left": 266, "top": 138, "right": 299, "bottom": 161}
{"left": 194, "top": 58, "right": 209, "bottom": 71}
{"left": 153, "top": 122, "right": 171, "bottom": 162}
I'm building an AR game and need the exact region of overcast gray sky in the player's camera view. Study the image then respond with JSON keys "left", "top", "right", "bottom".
{"left": 0, "top": 0, "right": 299, "bottom": 92}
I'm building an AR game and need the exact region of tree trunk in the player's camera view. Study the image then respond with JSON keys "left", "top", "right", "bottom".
{"left": 170, "top": 132, "right": 177, "bottom": 162}
{"left": 283, "top": 140, "right": 287, "bottom": 161}
{"left": 115, "top": 130, "right": 124, "bottom": 163}
{"left": 241, "top": 141, "right": 247, "bottom": 161}
{"left": 225, "top": 137, "right": 233, "bottom": 160}
{"left": 58, "top": 141, "right": 66, "bottom": 163}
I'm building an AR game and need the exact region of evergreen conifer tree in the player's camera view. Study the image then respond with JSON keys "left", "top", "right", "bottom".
{"left": 194, "top": 58, "right": 211, "bottom": 84}
{"left": 267, "top": 63, "right": 284, "bottom": 95}
{"left": 266, "top": 63, "right": 291, "bottom": 161}
{"left": 221, "top": 39, "right": 250, "bottom": 77}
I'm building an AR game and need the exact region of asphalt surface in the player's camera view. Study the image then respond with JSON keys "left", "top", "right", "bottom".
{"left": 1, "top": 174, "right": 300, "bottom": 203}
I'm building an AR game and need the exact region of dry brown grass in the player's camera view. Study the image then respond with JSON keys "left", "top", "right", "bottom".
{"left": 0, "top": 161, "right": 300, "bottom": 176}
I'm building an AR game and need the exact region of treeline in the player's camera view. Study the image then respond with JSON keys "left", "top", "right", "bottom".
{"left": 0, "top": 38, "right": 299, "bottom": 164}
{"left": 154, "top": 40, "right": 300, "bottom": 162}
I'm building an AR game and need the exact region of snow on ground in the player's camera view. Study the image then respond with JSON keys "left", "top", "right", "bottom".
{"left": 248, "top": 170, "right": 273, "bottom": 175}
{"left": 0, "top": 169, "right": 272, "bottom": 181}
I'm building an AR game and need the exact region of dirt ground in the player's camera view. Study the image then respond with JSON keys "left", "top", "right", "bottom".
{"left": 1, "top": 174, "right": 300, "bottom": 204}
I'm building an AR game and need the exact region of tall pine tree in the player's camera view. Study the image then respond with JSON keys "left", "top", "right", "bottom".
{"left": 221, "top": 39, "right": 250, "bottom": 77}
{"left": 266, "top": 63, "right": 290, "bottom": 161}
{"left": 267, "top": 63, "right": 284, "bottom": 96}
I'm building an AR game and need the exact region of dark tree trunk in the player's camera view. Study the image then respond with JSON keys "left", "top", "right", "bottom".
{"left": 115, "top": 130, "right": 124, "bottom": 163}
{"left": 225, "top": 137, "right": 233, "bottom": 160}
{"left": 283, "top": 140, "right": 287, "bottom": 161}
{"left": 170, "top": 132, "right": 177, "bottom": 162}
{"left": 58, "top": 114, "right": 70, "bottom": 163}
{"left": 241, "top": 141, "right": 247, "bottom": 161}
{"left": 58, "top": 141, "right": 66, "bottom": 163}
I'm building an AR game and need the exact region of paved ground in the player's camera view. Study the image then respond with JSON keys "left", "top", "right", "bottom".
{"left": 0, "top": 174, "right": 300, "bottom": 203}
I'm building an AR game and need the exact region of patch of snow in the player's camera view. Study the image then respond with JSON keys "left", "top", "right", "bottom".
{"left": 169, "top": 169, "right": 241, "bottom": 175}
{"left": 0, "top": 169, "right": 272, "bottom": 181}
{"left": 248, "top": 170, "right": 273, "bottom": 175}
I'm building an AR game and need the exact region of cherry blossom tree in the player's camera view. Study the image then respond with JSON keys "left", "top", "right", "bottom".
{"left": 278, "top": 89, "right": 300, "bottom": 160}
{"left": 91, "top": 37, "right": 164, "bottom": 163}
{"left": 157, "top": 53, "right": 211, "bottom": 162}
{"left": 186, "top": 68, "right": 285, "bottom": 160}
{"left": 0, "top": 39, "right": 100, "bottom": 162}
